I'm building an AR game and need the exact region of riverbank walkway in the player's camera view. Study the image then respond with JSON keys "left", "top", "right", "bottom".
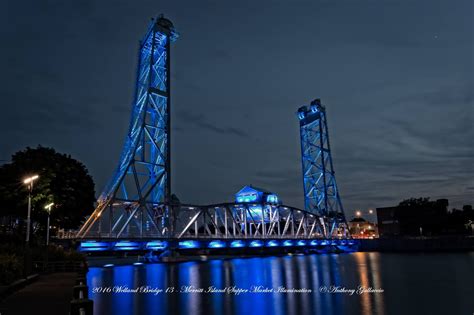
{"left": 0, "top": 272, "right": 77, "bottom": 315}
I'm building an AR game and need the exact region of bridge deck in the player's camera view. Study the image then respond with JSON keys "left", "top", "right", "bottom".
{"left": 78, "top": 238, "right": 359, "bottom": 253}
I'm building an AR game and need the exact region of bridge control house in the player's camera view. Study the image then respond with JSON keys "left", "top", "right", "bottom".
{"left": 234, "top": 185, "right": 281, "bottom": 223}
{"left": 235, "top": 185, "right": 280, "bottom": 204}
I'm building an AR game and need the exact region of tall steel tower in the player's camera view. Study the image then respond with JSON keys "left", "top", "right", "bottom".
{"left": 297, "top": 99, "right": 348, "bottom": 238}
{"left": 77, "top": 16, "right": 178, "bottom": 238}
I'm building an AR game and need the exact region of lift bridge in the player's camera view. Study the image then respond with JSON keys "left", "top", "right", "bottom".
{"left": 76, "top": 16, "right": 357, "bottom": 255}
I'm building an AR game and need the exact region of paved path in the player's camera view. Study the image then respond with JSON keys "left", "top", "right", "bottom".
{"left": 0, "top": 272, "right": 77, "bottom": 315}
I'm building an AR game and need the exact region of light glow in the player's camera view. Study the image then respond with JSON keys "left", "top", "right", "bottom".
{"left": 249, "top": 240, "right": 263, "bottom": 247}
{"left": 24, "top": 175, "right": 39, "bottom": 184}
{"left": 146, "top": 241, "right": 166, "bottom": 250}
{"left": 230, "top": 240, "right": 245, "bottom": 248}
{"left": 267, "top": 240, "right": 279, "bottom": 247}
{"left": 179, "top": 240, "right": 200, "bottom": 249}
{"left": 208, "top": 240, "right": 226, "bottom": 248}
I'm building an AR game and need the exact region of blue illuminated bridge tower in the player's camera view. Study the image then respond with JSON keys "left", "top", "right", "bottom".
{"left": 297, "top": 99, "right": 349, "bottom": 238}
{"left": 76, "top": 16, "right": 357, "bottom": 254}
{"left": 77, "top": 16, "right": 178, "bottom": 239}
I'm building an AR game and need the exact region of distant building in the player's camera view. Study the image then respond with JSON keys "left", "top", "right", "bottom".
{"left": 348, "top": 217, "right": 378, "bottom": 239}
{"left": 377, "top": 199, "right": 462, "bottom": 237}
{"left": 376, "top": 206, "right": 400, "bottom": 237}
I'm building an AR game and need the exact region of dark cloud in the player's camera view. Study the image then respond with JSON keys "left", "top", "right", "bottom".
{"left": 177, "top": 111, "right": 250, "bottom": 138}
{"left": 0, "top": 0, "right": 472, "bottom": 215}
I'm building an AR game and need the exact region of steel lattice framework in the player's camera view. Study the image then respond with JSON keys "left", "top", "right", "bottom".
{"left": 75, "top": 17, "right": 355, "bottom": 252}
{"left": 76, "top": 16, "right": 178, "bottom": 239}
{"left": 297, "top": 99, "right": 348, "bottom": 238}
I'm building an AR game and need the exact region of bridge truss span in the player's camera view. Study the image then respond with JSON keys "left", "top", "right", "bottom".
{"left": 173, "top": 203, "right": 325, "bottom": 240}
{"left": 78, "top": 203, "right": 358, "bottom": 253}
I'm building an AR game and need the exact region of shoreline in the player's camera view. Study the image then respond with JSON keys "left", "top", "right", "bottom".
{"left": 358, "top": 236, "right": 474, "bottom": 252}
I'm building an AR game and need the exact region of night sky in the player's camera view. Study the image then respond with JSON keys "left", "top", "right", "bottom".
{"left": 1, "top": 0, "right": 472, "bottom": 218}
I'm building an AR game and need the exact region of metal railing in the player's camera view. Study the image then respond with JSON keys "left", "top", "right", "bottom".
{"left": 33, "top": 260, "right": 85, "bottom": 273}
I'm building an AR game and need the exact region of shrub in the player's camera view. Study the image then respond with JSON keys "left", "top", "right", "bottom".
{"left": 0, "top": 254, "right": 23, "bottom": 285}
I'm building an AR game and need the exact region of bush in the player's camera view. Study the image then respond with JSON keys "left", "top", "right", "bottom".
{"left": 0, "top": 254, "right": 23, "bottom": 285}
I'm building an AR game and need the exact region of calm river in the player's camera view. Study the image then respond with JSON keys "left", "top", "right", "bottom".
{"left": 87, "top": 252, "right": 474, "bottom": 315}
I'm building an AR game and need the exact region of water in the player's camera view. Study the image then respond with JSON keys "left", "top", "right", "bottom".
{"left": 87, "top": 252, "right": 474, "bottom": 315}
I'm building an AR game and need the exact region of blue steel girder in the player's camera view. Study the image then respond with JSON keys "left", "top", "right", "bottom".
{"left": 174, "top": 203, "right": 326, "bottom": 240}
{"left": 77, "top": 17, "right": 178, "bottom": 239}
{"left": 297, "top": 99, "right": 349, "bottom": 238}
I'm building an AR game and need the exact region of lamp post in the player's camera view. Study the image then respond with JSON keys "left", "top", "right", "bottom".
{"left": 24, "top": 175, "right": 39, "bottom": 245}
{"left": 44, "top": 202, "right": 54, "bottom": 246}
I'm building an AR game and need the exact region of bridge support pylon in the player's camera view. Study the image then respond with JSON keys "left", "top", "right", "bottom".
{"left": 297, "top": 99, "right": 349, "bottom": 238}
{"left": 77, "top": 16, "right": 178, "bottom": 239}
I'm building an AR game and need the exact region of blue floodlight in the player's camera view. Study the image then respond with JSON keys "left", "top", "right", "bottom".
{"left": 321, "top": 240, "right": 328, "bottom": 246}
{"left": 267, "top": 240, "right": 279, "bottom": 247}
{"left": 310, "top": 104, "right": 319, "bottom": 113}
{"left": 80, "top": 241, "right": 110, "bottom": 252}
{"left": 133, "top": 262, "right": 144, "bottom": 266}
{"left": 266, "top": 194, "right": 279, "bottom": 204}
{"left": 230, "top": 240, "right": 245, "bottom": 248}
{"left": 146, "top": 241, "right": 167, "bottom": 250}
{"left": 249, "top": 241, "right": 263, "bottom": 247}
{"left": 179, "top": 240, "right": 200, "bottom": 249}
{"left": 283, "top": 240, "right": 293, "bottom": 247}
{"left": 236, "top": 194, "right": 258, "bottom": 203}
{"left": 208, "top": 240, "right": 226, "bottom": 248}
{"left": 297, "top": 240, "right": 306, "bottom": 246}
{"left": 250, "top": 240, "right": 263, "bottom": 247}
{"left": 81, "top": 248, "right": 107, "bottom": 252}
{"left": 104, "top": 264, "right": 114, "bottom": 268}
{"left": 297, "top": 107, "right": 307, "bottom": 120}
{"left": 310, "top": 240, "right": 319, "bottom": 246}
{"left": 114, "top": 241, "right": 141, "bottom": 251}
{"left": 81, "top": 242, "right": 106, "bottom": 248}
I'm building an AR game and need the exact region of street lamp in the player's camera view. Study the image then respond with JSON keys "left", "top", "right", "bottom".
{"left": 355, "top": 211, "right": 361, "bottom": 217}
{"left": 44, "top": 202, "right": 54, "bottom": 246}
{"left": 24, "top": 175, "right": 39, "bottom": 244}
{"left": 369, "top": 209, "right": 374, "bottom": 214}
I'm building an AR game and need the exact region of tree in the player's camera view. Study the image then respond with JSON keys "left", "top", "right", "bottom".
{"left": 396, "top": 197, "right": 448, "bottom": 236}
{"left": 0, "top": 146, "right": 95, "bottom": 232}
{"left": 395, "top": 197, "right": 472, "bottom": 236}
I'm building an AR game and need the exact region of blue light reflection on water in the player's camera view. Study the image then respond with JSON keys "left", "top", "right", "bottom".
{"left": 145, "top": 263, "right": 167, "bottom": 314}
{"left": 87, "top": 252, "right": 474, "bottom": 315}
{"left": 232, "top": 258, "right": 267, "bottom": 315}
{"left": 208, "top": 260, "right": 224, "bottom": 315}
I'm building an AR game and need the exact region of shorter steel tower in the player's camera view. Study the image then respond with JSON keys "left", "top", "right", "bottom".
{"left": 298, "top": 99, "right": 348, "bottom": 238}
